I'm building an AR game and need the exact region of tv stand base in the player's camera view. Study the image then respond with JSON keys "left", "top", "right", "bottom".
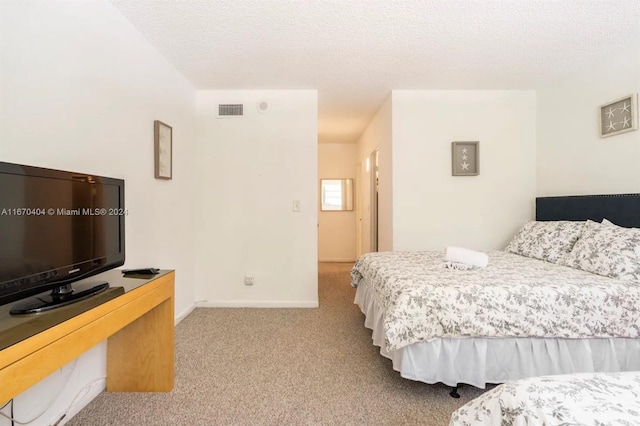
{"left": 0, "top": 270, "right": 175, "bottom": 405}
{"left": 10, "top": 281, "right": 112, "bottom": 315}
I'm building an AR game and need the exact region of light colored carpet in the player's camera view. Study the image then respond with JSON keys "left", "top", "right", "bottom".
{"left": 68, "top": 263, "right": 488, "bottom": 425}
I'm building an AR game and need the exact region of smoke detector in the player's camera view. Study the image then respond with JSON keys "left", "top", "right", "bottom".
{"left": 256, "top": 99, "right": 270, "bottom": 114}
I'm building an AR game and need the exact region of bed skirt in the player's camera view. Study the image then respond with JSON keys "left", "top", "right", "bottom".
{"left": 355, "top": 280, "right": 640, "bottom": 389}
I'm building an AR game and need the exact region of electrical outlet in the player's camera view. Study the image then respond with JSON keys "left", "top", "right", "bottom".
{"left": 292, "top": 200, "right": 301, "bottom": 212}
{"left": 244, "top": 274, "right": 254, "bottom": 286}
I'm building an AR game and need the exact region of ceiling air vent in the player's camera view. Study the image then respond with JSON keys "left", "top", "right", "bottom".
{"left": 217, "top": 104, "right": 244, "bottom": 118}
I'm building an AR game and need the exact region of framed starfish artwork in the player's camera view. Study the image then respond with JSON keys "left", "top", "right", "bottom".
{"left": 599, "top": 94, "right": 637, "bottom": 138}
{"left": 451, "top": 141, "right": 479, "bottom": 176}
{"left": 154, "top": 120, "right": 172, "bottom": 180}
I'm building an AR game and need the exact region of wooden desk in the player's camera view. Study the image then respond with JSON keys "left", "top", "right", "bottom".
{"left": 0, "top": 270, "right": 175, "bottom": 405}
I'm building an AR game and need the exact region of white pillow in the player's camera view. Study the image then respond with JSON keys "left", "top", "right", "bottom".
{"left": 505, "top": 221, "right": 584, "bottom": 264}
{"left": 601, "top": 218, "right": 617, "bottom": 227}
{"left": 561, "top": 220, "right": 640, "bottom": 281}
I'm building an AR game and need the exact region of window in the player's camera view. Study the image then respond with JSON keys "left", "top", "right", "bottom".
{"left": 320, "top": 179, "right": 354, "bottom": 211}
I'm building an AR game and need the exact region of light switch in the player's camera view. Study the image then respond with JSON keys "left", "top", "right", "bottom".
{"left": 292, "top": 200, "right": 301, "bottom": 212}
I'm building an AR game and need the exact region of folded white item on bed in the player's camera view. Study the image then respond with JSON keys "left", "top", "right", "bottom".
{"left": 444, "top": 246, "right": 489, "bottom": 268}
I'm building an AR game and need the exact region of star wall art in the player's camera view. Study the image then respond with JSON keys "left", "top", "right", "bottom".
{"left": 599, "top": 94, "right": 637, "bottom": 138}
{"left": 451, "top": 141, "right": 479, "bottom": 176}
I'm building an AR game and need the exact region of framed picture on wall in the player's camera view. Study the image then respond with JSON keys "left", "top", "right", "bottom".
{"left": 599, "top": 94, "right": 637, "bottom": 138}
{"left": 451, "top": 141, "right": 479, "bottom": 176}
{"left": 154, "top": 120, "right": 172, "bottom": 180}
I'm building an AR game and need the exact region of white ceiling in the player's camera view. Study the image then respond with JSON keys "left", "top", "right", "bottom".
{"left": 111, "top": 0, "right": 640, "bottom": 143}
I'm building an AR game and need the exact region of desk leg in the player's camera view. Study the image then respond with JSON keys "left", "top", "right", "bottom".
{"left": 106, "top": 295, "right": 174, "bottom": 392}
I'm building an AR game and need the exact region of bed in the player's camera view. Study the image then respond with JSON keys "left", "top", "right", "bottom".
{"left": 450, "top": 371, "right": 640, "bottom": 425}
{"left": 351, "top": 193, "right": 640, "bottom": 389}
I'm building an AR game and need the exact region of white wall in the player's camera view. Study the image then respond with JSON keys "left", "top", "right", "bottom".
{"left": 537, "top": 37, "right": 640, "bottom": 196}
{"left": 318, "top": 143, "right": 357, "bottom": 262}
{"left": 195, "top": 90, "right": 318, "bottom": 307}
{"left": 0, "top": 0, "right": 197, "bottom": 424}
{"left": 391, "top": 90, "right": 537, "bottom": 251}
{"left": 356, "top": 95, "right": 393, "bottom": 253}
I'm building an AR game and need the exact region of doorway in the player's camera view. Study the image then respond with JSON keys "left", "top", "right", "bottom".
{"left": 317, "top": 143, "right": 358, "bottom": 262}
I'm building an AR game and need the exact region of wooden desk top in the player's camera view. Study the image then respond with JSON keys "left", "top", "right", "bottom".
{"left": 0, "top": 269, "right": 173, "bottom": 352}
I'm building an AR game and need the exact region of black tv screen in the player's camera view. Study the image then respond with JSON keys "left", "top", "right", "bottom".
{"left": 0, "top": 162, "right": 125, "bottom": 311}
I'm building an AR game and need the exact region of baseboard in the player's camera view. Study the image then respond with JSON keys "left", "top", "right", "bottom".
{"left": 318, "top": 258, "right": 356, "bottom": 263}
{"left": 195, "top": 300, "right": 319, "bottom": 308}
{"left": 175, "top": 303, "right": 196, "bottom": 325}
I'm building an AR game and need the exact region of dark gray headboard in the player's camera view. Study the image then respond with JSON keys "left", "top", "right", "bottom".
{"left": 536, "top": 193, "right": 640, "bottom": 228}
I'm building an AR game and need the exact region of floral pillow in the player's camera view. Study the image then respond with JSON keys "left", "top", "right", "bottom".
{"left": 560, "top": 220, "right": 640, "bottom": 281}
{"left": 505, "top": 220, "right": 584, "bottom": 264}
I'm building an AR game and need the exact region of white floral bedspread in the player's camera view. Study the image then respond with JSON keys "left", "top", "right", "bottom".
{"left": 450, "top": 372, "right": 640, "bottom": 426}
{"left": 350, "top": 251, "right": 640, "bottom": 351}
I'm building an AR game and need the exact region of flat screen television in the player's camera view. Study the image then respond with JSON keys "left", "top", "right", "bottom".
{"left": 0, "top": 162, "right": 125, "bottom": 314}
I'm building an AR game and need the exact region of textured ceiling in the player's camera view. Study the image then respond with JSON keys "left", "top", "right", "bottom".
{"left": 110, "top": 0, "right": 640, "bottom": 143}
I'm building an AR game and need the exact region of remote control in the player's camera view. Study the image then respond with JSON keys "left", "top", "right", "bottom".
{"left": 122, "top": 268, "right": 159, "bottom": 275}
